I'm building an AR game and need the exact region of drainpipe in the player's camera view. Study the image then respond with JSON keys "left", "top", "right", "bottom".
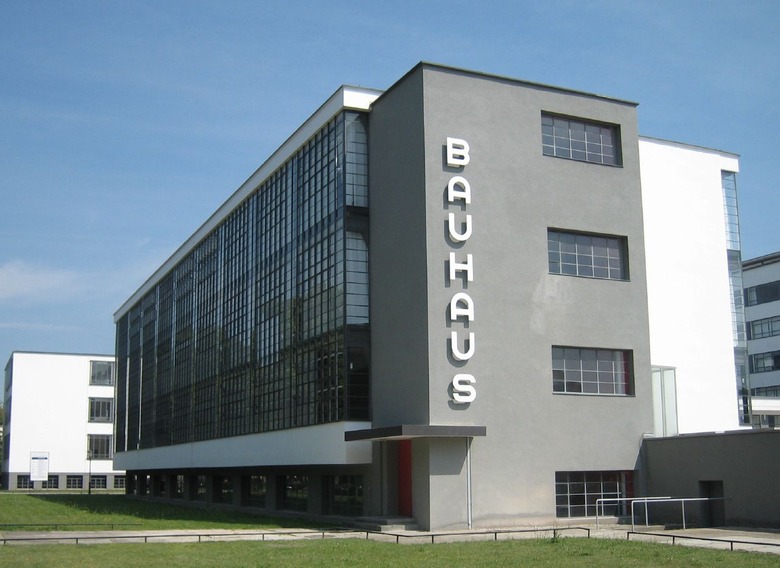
{"left": 466, "top": 437, "right": 473, "bottom": 529}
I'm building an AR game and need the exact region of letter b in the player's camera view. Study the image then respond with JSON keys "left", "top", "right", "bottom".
{"left": 446, "top": 137, "right": 470, "bottom": 167}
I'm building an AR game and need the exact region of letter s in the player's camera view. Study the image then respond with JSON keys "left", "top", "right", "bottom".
{"left": 452, "top": 374, "right": 476, "bottom": 404}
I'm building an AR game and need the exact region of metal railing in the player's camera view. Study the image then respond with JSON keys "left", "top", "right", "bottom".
{"left": 629, "top": 497, "right": 726, "bottom": 531}
{"left": 595, "top": 496, "right": 671, "bottom": 529}
{"left": 0, "top": 529, "right": 342, "bottom": 546}
{"left": 365, "top": 526, "right": 591, "bottom": 544}
{"left": 0, "top": 522, "right": 142, "bottom": 531}
{"left": 0, "top": 526, "right": 592, "bottom": 546}
{"left": 627, "top": 530, "right": 780, "bottom": 552}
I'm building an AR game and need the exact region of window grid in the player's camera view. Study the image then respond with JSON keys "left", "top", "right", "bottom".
{"left": 555, "top": 471, "right": 633, "bottom": 518}
{"left": 548, "top": 230, "right": 627, "bottom": 280}
{"left": 752, "top": 386, "right": 780, "bottom": 397}
{"left": 115, "top": 111, "right": 371, "bottom": 450}
{"left": 88, "top": 434, "right": 114, "bottom": 460}
{"left": 750, "top": 316, "right": 780, "bottom": 340}
{"left": 746, "top": 280, "right": 780, "bottom": 307}
{"left": 89, "top": 397, "right": 114, "bottom": 422}
{"left": 552, "top": 347, "right": 633, "bottom": 395}
{"left": 90, "top": 475, "right": 107, "bottom": 489}
{"left": 327, "top": 475, "right": 364, "bottom": 516}
{"left": 721, "top": 171, "right": 741, "bottom": 251}
{"left": 16, "top": 475, "right": 31, "bottom": 489}
{"left": 750, "top": 351, "right": 780, "bottom": 374}
{"left": 66, "top": 475, "right": 83, "bottom": 489}
{"left": 90, "top": 360, "right": 115, "bottom": 385}
{"left": 542, "top": 114, "right": 620, "bottom": 166}
{"left": 114, "top": 476, "right": 126, "bottom": 489}
{"left": 247, "top": 475, "right": 266, "bottom": 507}
{"left": 42, "top": 475, "right": 59, "bottom": 489}
{"left": 282, "top": 475, "right": 309, "bottom": 512}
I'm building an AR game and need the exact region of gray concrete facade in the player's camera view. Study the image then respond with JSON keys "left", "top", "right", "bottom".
{"left": 643, "top": 430, "right": 780, "bottom": 528}
{"left": 368, "top": 64, "right": 654, "bottom": 529}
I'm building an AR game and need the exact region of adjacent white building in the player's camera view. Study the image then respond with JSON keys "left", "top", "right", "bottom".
{"left": 639, "top": 138, "right": 745, "bottom": 434}
{"left": 2, "top": 351, "right": 125, "bottom": 490}
{"left": 743, "top": 251, "right": 780, "bottom": 426}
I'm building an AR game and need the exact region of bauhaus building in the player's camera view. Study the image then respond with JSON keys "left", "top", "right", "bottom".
{"left": 114, "top": 63, "right": 745, "bottom": 530}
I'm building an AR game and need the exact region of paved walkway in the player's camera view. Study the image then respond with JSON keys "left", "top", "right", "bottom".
{"left": 2, "top": 525, "right": 780, "bottom": 555}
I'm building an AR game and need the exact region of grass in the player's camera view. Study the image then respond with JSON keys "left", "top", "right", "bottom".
{"left": 0, "top": 493, "right": 315, "bottom": 530}
{"left": 1, "top": 538, "right": 779, "bottom": 568}
{"left": 0, "top": 494, "right": 777, "bottom": 567}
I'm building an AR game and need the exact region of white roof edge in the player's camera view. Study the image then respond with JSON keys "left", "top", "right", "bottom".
{"left": 639, "top": 135, "right": 740, "bottom": 162}
{"left": 114, "top": 85, "right": 382, "bottom": 321}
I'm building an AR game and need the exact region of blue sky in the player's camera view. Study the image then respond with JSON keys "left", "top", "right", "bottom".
{"left": 1, "top": 0, "right": 778, "bottom": 361}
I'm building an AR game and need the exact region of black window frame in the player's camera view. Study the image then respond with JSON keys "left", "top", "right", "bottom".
{"left": 745, "top": 280, "right": 780, "bottom": 307}
{"left": 88, "top": 397, "right": 114, "bottom": 423}
{"left": 542, "top": 113, "right": 622, "bottom": 166}
{"left": 90, "top": 360, "right": 116, "bottom": 385}
{"left": 552, "top": 346, "right": 634, "bottom": 396}
{"left": 87, "top": 434, "right": 114, "bottom": 460}
{"left": 749, "top": 351, "right": 780, "bottom": 374}
{"left": 548, "top": 229, "right": 629, "bottom": 281}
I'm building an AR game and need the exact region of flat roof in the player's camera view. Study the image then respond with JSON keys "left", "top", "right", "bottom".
{"left": 639, "top": 135, "right": 740, "bottom": 160}
{"left": 743, "top": 250, "right": 780, "bottom": 269}
{"left": 383, "top": 61, "right": 639, "bottom": 107}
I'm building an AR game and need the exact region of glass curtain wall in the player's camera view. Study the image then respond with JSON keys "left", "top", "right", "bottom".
{"left": 721, "top": 170, "right": 750, "bottom": 425}
{"left": 115, "top": 111, "right": 370, "bottom": 452}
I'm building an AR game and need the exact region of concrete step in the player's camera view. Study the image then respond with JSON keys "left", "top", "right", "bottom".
{"left": 353, "top": 516, "right": 419, "bottom": 532}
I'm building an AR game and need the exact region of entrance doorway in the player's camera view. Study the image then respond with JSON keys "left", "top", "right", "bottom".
{"left": 398, "top": 440, "right": 412, "bottom": 517}
{"left": 699, "top": 480, "right": 725, "bottom": 527}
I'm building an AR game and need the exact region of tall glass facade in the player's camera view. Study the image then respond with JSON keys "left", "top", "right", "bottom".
{"left": 115, "top": 111, "right": 370, "bottom": 452}
{"left": 721, "top": 170, "right": 750, "bottom": 425}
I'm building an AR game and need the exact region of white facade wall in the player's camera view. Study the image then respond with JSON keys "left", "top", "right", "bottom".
{"left": 114, "top": 422, "right": 372, "bottom": 471}
{"left": 639, "top": 137, "right": 741, "bottom": 433}
{"left": 3, "top": 352, "right": 124, "bottom": 485}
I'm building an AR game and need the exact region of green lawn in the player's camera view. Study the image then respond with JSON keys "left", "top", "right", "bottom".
{"left": 0, "top": 494, "right": 777, "bottom": 567}
{"left": 0, "top": 493, "right": 312, "bottom": 530}
{"left": 1, "top": 538, "right": 778, "bottom": 568}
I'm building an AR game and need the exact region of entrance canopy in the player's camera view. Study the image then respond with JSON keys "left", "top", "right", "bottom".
{"left": 345, "top": 424, "right": 486, "bottom": 442}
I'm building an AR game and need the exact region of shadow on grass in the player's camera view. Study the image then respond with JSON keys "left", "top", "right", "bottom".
{"left": 26, "top": 494, "right": 323, "bottom": 529}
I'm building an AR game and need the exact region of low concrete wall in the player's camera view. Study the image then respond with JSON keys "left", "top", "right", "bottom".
{"left": 642, "top": 430, "right": 780, "bottom": 528}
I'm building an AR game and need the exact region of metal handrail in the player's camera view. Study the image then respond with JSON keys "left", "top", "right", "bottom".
{"left": 0, "top": 526, "right": 592, "bottom": 546}
{"left": 630, "top": 497, "right": 727, "bottom": 531}
{"left": 595, "top": 496, "right": 671, "bottom": 529}
{"left": 366, "top": 526, "right": 591, "bottom": 544}
{"left": 0, "top": 522, "right": 142, "bottom": 530}
{"left": 1, "top": 528, "right": 342, "bottom": 546}
{"left": 627, "top": 530, "right": 780, "bottom": 552}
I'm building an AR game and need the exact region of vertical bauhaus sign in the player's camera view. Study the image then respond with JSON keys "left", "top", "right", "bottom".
{"left": 445, "top": 137, "right": 477, "bottom": 404}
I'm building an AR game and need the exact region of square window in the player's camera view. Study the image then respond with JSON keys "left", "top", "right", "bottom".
{"left": 552, "top": 346, "right": 633, "bottom": 396}
{"left": 548, "top": 230, "right": 627, "bottom": 281}
{"left": 541, "top": 114, "right": 621, "bottom": 166}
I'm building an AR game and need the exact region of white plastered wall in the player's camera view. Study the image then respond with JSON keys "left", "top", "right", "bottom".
{"left": 639, "top": 138, "right": 740, "bottom": 433}
{"left": 5, "top": 352, "right": 123, "bottom": 476}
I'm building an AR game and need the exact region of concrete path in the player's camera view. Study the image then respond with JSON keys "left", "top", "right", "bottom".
{"left": 1, "top": 525, "right": 779, "bottom": 555}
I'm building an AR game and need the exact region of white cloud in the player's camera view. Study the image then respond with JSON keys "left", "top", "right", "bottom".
{"left": 0, "top": 261, "right": 84, "bottom": 302}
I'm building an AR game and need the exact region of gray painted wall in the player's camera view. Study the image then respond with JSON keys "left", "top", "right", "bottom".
{"left": 369, "top": 64, "right": 654, "bottom": 529}
{"left": 369, "top": 68, "right": 431, "bottom": 427}
{"left": 643, "top": 431, "right": 780, "bottom": 528}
